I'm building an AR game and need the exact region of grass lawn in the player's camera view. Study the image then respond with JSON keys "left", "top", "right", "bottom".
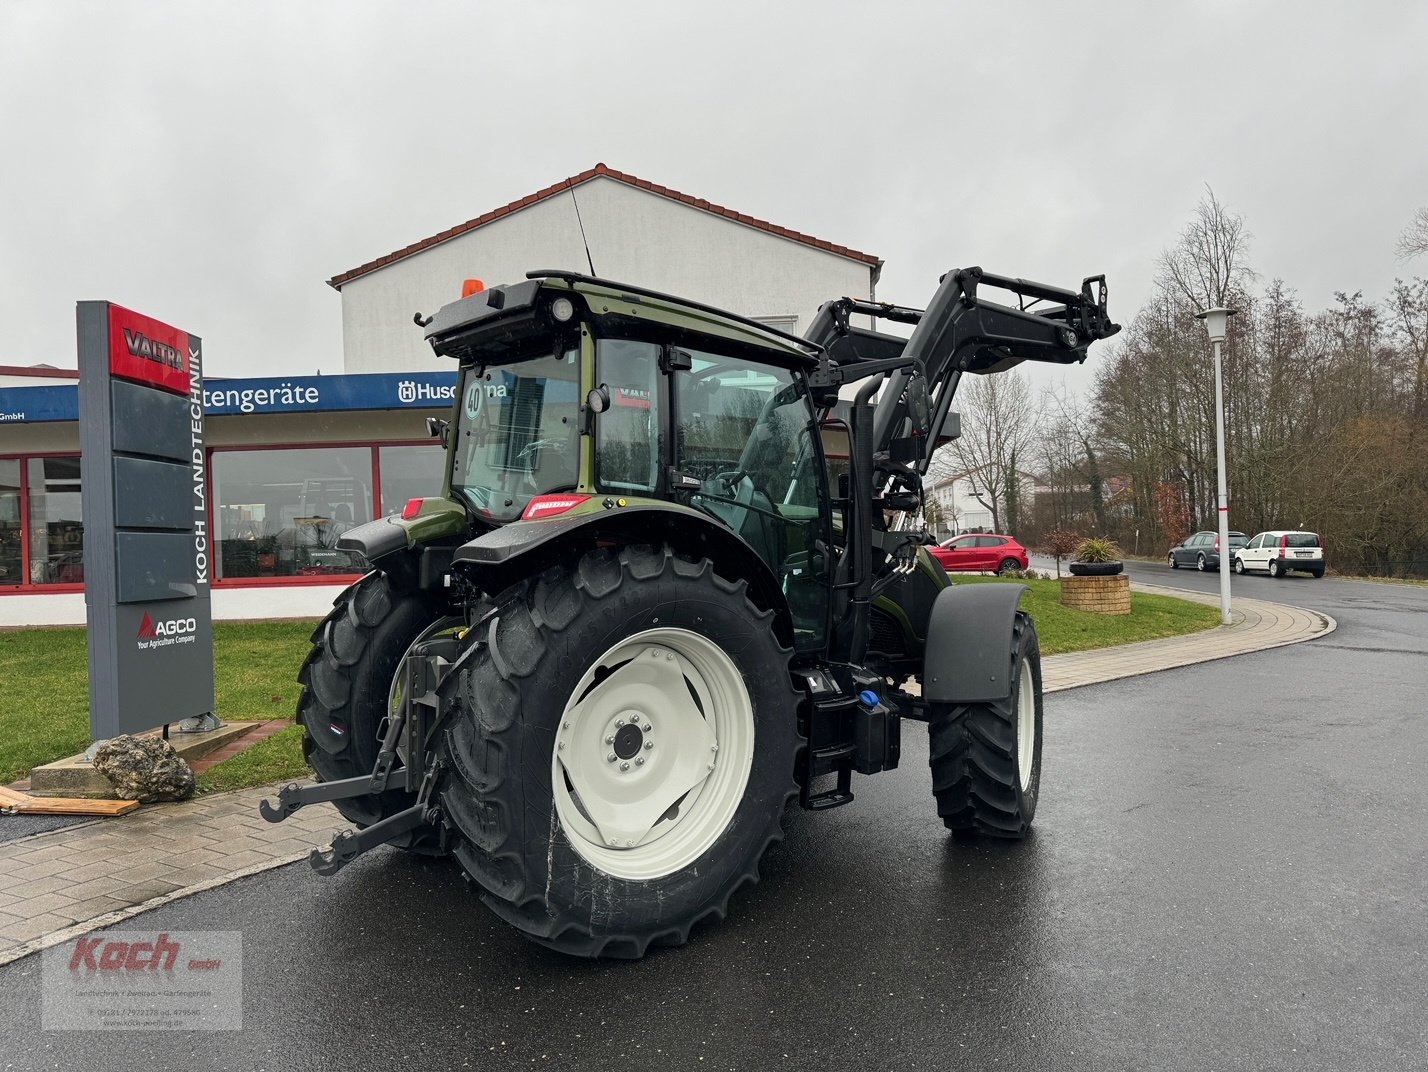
{"left": 952, "top": 575, "right": 1221, "bottom": 655}
{"left": 0, "top": 620, "right": 313, "bottom": 785}
{"left": 2, "top": 578, "right": 1219, "bottom": 793}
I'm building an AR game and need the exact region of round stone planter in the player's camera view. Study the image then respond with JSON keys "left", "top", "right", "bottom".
{"left": 1068, "top": 560, "right": 1124, "bottom": 577}
{"left": 1060, "top": 573, "right": 1131, "bottom": 615}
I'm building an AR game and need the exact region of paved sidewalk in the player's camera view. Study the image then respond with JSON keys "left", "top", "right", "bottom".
{"left": 0, "top": 785, "right": 335, "bottom": 965}
{"left": 0, "top": 586, "right": 1334, "bottom": 965}
{"left": 1044, "top": 583, "right": 1335, "bottom": 691}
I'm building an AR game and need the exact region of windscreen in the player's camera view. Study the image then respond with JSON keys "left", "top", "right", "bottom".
{"left": 451, "top": 348, "right": 580, "bottom": 522}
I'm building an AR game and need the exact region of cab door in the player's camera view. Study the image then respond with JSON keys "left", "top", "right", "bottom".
{"left": 664, "top": 345, "right": 833, "bottom": 652}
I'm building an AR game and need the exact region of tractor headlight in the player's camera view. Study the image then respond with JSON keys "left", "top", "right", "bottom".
{"left": 551, "top": 297, "right": 575, "bottom": 322}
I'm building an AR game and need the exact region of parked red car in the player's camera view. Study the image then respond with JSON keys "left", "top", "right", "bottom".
{"left": 930, "top": 533, "right": 1029, "bottom": 574}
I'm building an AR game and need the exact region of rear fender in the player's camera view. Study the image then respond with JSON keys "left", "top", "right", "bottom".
{"left": 335, "top": 497, "right": 468, "bottom": 594}
{"left": 452, "top": 503, "right": 794, "bottom": 648}
{"left": 922, "top": 583, "right": 1027, "bottom": 703}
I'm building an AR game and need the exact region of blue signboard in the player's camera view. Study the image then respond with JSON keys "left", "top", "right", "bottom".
{"left": 0, "top": 371, "right": 458, "bottom": 424}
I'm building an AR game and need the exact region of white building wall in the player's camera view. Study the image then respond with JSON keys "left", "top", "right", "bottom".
{"left": 340, "top": 177, "right": 875, "bottom": 373}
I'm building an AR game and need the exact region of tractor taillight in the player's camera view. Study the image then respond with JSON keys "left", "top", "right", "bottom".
{"left": 462, "top": 278, "right": 485, "bottom": 298}
{"left": 521, "top": 495, "right": 590, "bottom": 521}
{"left": 401, "top": 498, "right": 424, "bottom": 520}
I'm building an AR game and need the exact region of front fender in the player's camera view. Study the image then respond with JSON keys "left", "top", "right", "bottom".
{"left": 922, "top": 583, "right": 1027, "bottom": 703}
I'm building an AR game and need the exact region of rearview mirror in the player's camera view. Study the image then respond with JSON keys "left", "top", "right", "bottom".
{"left": 426, "top": 417, "right": 449, "bottom": 447}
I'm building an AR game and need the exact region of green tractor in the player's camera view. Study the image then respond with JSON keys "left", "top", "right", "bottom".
{"left": 261, "top": 266, "right": 1119, "bottom": 957}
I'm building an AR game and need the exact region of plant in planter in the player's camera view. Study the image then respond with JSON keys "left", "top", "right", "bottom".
{"left": 1069, "top": 536, "right": 1124, "bottom": 577}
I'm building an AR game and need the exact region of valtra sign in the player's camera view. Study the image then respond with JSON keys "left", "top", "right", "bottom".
{"left": 107, "top": 305, "right": 191, "bottom": 395}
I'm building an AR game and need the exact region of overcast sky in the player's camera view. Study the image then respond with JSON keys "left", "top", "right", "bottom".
{"left": 2, "top": 0, "right": 1424, "bottom": 392}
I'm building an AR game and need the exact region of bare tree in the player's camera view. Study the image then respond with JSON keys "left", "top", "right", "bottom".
{"left": 1396, "top": 206, "right": 1428, "bottom": 260}
{"left": 935, "top": 370, "right": 1037, "bottom": 533}
{"left": 1158, "top": 185, "right": 1255, "bottom": 309}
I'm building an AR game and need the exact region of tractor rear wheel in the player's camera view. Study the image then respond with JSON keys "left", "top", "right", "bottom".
{"left": 928, "top": 611, "right": 1042, "bottom": 839}
{"left": 297, "top": 572, "right": 457, "bottom": 853}
{"left": 438, "top": 545, "right": 800, "bottom": 958}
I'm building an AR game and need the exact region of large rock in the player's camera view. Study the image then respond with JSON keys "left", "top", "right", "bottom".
{"left": 92, "top": 734, "right": 196, "bottom": 802}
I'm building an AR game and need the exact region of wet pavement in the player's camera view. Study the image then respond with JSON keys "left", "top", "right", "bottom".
{"left": 2, "top": 574, "right": 1424, "bottom": 1070}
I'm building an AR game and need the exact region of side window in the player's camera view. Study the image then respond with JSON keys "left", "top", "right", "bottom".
{"left": 595, "top": 340, "right": 661, "bottom": 493}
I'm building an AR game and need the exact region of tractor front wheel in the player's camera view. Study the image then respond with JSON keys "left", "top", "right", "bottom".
{"left": 438, "top": 545, "right": 800, "bottom": 958}
{"left": 928, "top": 611, "right": 1042, "bottom": 839}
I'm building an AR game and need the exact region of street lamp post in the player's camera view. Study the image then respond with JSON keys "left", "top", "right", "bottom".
{"left": 1197, "top": 306, "right": 1238, "bottom": 626}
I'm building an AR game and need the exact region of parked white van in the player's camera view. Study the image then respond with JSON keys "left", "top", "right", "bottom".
{"left": 1234, "top": 531, "right": 1325, "bottom": 578}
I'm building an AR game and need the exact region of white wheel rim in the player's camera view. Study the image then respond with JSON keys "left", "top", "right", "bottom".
{"left": 552, "top": 627, "right": 754, "bottom": 881}
{"left": 1016, "top": 657, "right": 1035, "bottom": 792}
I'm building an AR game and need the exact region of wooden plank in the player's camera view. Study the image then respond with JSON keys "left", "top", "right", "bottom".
{"left": 0, "top": 790, "right": 140, "bottom": 816}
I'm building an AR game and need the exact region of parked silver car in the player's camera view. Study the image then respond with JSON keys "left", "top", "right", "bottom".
{"left": 1168, "top": 530, "right": 1247, "bottom": 572}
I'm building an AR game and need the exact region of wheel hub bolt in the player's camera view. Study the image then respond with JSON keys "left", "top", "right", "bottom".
{"left": 615, "top": 718, "right": 625, "bottom": 727}
{"left": 620, "top": 761, "right": 630, "bottom": 771}
{"left": 635, "top": 757, "right": 645, "bottom": 766}
{"left": 607, "top": 753, "right": 617, "bottom": 763}
{"left": 643, "top": 741, "right": 653, "bottom": 751}
{"left": 605, "top": 735, "right": 615, "bottom": 745}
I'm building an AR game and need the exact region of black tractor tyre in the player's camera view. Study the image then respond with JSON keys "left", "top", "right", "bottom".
{"left": 928, "top": 611, "right": 1042, "bottom": 840}
{"left": 437, "top": 545, "right": 801, "bottom": 959}
{"left": 297, "top": 572, "right": 453, "bottom": 854}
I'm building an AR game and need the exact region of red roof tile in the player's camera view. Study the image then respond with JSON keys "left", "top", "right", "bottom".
{"left": 328, "top": 163, "right": 881, "bottom": 289}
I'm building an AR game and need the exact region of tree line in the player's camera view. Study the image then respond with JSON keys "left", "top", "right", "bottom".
{"left": 931, "top": 190, "right": 1428, "bottom": 577}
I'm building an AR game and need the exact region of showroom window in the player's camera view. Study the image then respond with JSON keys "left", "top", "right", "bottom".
{"left": 212, "top": 447, "right": 374, "bottom": 581}
{"left": 0, "top": 460, "right": 20, "bottom": 587}
{"left": 27, "top": 457, "right": 84, "bottom": 585}
{"left": 378, "top": 444, "right": 445, "bottom": 516}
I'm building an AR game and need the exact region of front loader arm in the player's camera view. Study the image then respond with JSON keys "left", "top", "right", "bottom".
{"left": 805, "top": 266, "right": 1120, "bottom": 472}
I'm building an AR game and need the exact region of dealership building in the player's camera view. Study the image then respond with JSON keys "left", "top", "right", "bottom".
{"left": 0, "top": 164, "right": 880, "bottom": 626}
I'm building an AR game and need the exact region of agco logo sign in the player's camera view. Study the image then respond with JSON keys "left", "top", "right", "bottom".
{"left": 137, "top": 612, "right": 199, "bottom": 650}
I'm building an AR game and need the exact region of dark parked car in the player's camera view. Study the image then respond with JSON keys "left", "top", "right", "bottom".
{"left": 1168, "top": 529, "right": 1247, "bottom": 572}
{"left": 930, "top": 533, "right": 1029, "bottom": 574}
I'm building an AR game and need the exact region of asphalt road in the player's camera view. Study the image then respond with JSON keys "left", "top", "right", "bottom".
{"left": 3, "top": 573, "right": 1425, "bottom": 1071}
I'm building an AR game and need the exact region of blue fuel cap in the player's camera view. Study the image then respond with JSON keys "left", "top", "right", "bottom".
{"left": 858, "top": 689, "right": 880, "bottom": 708}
